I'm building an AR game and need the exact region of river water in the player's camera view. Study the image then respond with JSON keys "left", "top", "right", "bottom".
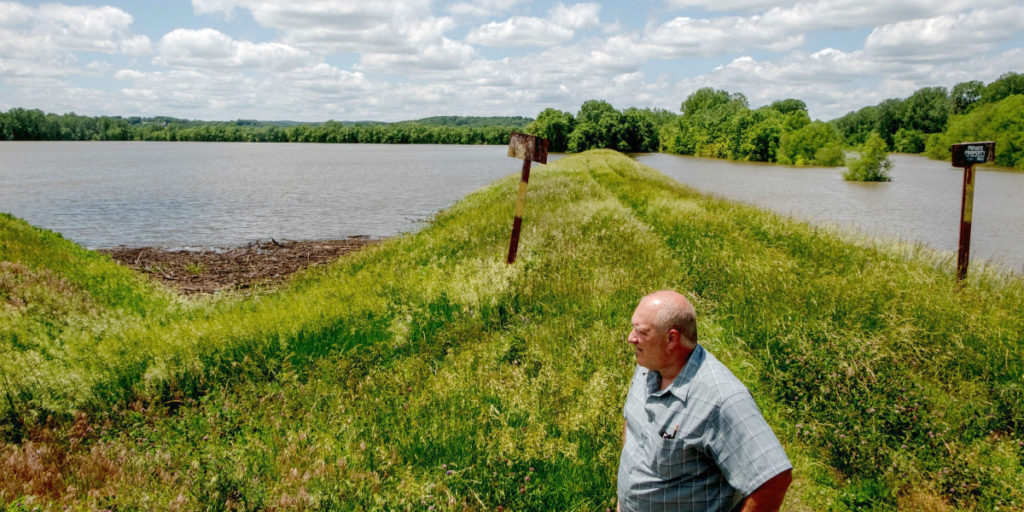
{"left": 0, "top": 142, "right": 554, "bottom": 249}
{"left": 635, "top": 153, "right": 1024, "bottom": 273}
{"left": 0, "top": 142, "right": 1020, "bottom": 273}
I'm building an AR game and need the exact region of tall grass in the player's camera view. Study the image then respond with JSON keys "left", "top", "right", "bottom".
{"left": 1, "top": 150, "right": 1022, "bottom": 510}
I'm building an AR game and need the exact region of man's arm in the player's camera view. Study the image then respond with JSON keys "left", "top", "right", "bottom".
{"left": 617, "top": 421, "right": 626, "bottom": 512}
{"left": 739, "top": 469, "right": 792, "bottom": 512}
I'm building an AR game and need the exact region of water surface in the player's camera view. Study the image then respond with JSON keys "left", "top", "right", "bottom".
{"left": 2, "top": 142, "right": 1020, "bottom": 273}
{"left": 635, "top": 153, "right": 1024, "bottom": 273}
{"left": 0, "top": 142, "right": 555, "bottom": 249}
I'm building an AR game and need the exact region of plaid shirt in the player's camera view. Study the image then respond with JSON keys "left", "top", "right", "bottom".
{"left": 617, "top": 344, "right": 791, "bottom": 512}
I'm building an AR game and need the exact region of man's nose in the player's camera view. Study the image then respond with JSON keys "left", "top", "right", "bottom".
{"left": 627, "top": 330, "right": 638, "bottom": 344}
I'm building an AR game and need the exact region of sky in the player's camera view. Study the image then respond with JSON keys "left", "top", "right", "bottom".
{"left": 1, "top": 1, "right": 1022, "bottom": 122}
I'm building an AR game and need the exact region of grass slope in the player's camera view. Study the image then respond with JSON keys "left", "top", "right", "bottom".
{"left": 1, "top": 150, "right": 1022, "bottom": 511}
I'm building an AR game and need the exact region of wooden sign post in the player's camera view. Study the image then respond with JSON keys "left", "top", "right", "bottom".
{"left": 506, "top": 132, "right": 549, "bottom": 264}
{"left": 950, "top": 141, "right": 995, "bottom": 281}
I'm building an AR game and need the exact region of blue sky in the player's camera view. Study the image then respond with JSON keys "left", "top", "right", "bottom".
{"left": 1, "top": 0, "right": 1022, "bottom": 121}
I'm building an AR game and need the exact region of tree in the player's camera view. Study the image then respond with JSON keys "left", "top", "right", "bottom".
{"left": 893, "top": 128, "right": 926, "bottom": 153}
{"left": 567, "top": 100, "right": 624, "bottom": 151}
{"left": 875, "top": 98, "right": 905, "bottom": 149}
{"left": 778, "top": 121, "right": 845, "bottom": 166}
{"left": 769, "top": 98, "right": 807, "bottom": 115}
{"left": 620, "top": 108, "right": 658, "bottom": 152}
{"left": 900, "top": 86, "right": 949, "bottom": 134}
{"left": 981, "top": 72, "right": 1024, "bottom": 104}
{"left": 525, "top": 108, "right": 574, "bottom": 152}
{"left": 844, "top": 132, "right": 893, "bottom": 181}
{"left": 736, "top": 107, "right": 784, "bottom": 162}
{"left": 831, "top": 106, "right": 878, "bottom": 146}
{"left": 677, "top": 88, "right": 750, "bottom": 159}
{"left": 925, "top": 94, "right": 1024, "bottom": 169}
{"left": 950, "top": 80, "right": 984, "bottom": 114}
{"left": 680, "top": 88, "right": 733, "bottom": 116}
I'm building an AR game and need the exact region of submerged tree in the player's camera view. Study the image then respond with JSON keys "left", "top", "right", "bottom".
{"left": 843, "top": 133, "right": 893, "bottom": 182}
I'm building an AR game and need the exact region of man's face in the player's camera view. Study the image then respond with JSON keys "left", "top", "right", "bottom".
{"left": 628, "top": 299, "right": 671, "bottom": 371}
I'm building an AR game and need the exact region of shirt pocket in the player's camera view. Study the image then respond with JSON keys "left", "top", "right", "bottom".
{"left": 652, "top": 437, "right": 707, "bottom": 479}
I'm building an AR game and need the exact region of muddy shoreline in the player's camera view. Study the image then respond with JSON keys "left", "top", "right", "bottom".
{"left": 100, "top": 237, "right": 379, "bottom": 295}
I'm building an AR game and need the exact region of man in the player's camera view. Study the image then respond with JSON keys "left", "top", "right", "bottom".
{"left": 618, "top": 291, "right": 792, "bottom": 512}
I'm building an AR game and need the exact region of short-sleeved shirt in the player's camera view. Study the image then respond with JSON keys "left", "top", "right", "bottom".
{"left": 617, "top": 344, "right": 791, "bottom": 512}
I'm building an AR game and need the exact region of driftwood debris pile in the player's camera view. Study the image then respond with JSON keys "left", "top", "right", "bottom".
{"left": 101, "top": 237, "right": 377, "bottom": 295}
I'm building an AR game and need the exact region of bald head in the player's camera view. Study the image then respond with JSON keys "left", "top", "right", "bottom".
{"left": 639, "top": 290, "right": 697, "bottom": 347}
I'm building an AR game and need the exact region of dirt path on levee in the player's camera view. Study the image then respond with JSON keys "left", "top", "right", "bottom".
{"left": 100, "top": 237, "right": 379, "bottom": 296}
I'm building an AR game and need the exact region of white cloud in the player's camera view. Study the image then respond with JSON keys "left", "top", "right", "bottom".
{"left": 34, "top": 3, "right": 134, "bottom": 53}
{"left": 120, "top": 34, "right": 153, "bottom": 56}
{"left": 661, "top": 0, "right": 800, "bottom": 11}
{"left": 156, "top": 28, "right": 311, "bottom": 70}
{"left": 0, "top": 1, "right": 32, "bottom": 25}
{"left": 756, "top": 0, "right": 1012, "bottom": 31}
{"left": 548, "top": 3, "right": 601, "bottom": 30}
{"left": 865, "top": 5, "right": 1024, "bottom": 62}
{"left": 640, "top": 15, "right": 801, "bottom": 58}
{"left": 639, "top": 0, "right": 1017, "bottom": 59}
{"left": 467, "top": 17, "right": 575, "bottom": 46}
{"left": 466, "top": 2, "right": 603, "bottom": 47}
{"left": 0, "top": 2, "right": 146, "bottom": 81}
{"left": 356, "top": 39, "right": 477, "bottom": 73}
{"left": 112, "top": 61, "right": 376, "bottom": 120}
{"left": 190, "top": 0, "right": 445, "bottom": 53}
{"left": 446, "top": 0, "right": 530, "bottom": 18}
{"left": 188, "top": 0, "right": 476, "bottom": 81}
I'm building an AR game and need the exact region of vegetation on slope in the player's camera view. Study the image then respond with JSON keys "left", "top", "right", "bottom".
{"left": 831, "top": 72, "right": 1024, "bottom": 169}
{"left": 924, "top": 94, "right": 1024, "bottom": 169}
{"left": 2, "top": 151, "right": 1023, "bottom": 510}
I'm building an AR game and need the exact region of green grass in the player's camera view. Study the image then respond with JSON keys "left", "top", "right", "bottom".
{"left": 1, "top": 150, "right": 1022, "bottom": 510}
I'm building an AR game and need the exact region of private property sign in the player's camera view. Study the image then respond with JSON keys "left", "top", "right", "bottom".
{"left": 950, "top": 141, "right": 995, "bottom": 281}
{"left": 951, "top": 141, "right": 995, "bottom": 167}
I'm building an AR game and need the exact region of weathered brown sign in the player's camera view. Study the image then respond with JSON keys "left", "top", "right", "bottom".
{"left": 507, "top": 132, "right": 549, "bottom": 164}
{"left": 505, "top": 132, "right": 550, "bottom": 264}
{"left": 951, "top": 141, "right": 995, "bottom": 168}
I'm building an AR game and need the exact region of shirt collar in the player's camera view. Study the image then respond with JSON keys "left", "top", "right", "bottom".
{"left": 646, "top": 344, "right": 705, "bottom": 402}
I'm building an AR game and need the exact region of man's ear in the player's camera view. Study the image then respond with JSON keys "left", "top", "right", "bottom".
{"left": 667, "top": 328, "right": 681, "bottom": 346}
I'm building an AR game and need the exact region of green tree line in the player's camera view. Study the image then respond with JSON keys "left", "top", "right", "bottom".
{"left": 529, "top": 91, "right": 844, "bottom": 166}
{"left": 525, "top": 100, "right": 672, "bottom": 153}
{"left": 528, "top": 71, "right": 1022, "bottom": 169}
{"left": 0, "top": 109, "right": 528, "bottom": 145}
{"left": 830, "top": 72, "right": 1024, "bottom": 168}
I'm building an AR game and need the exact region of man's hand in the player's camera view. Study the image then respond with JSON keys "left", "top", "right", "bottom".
{"left": 740, "top": 469, "right": 792, "bottom": 512}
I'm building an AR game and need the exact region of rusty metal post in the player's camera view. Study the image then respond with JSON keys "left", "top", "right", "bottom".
{"left": 950, "top": 141, "right": 994, "bottom": 281}
{"left": 507, "top": 158, "right": 532, "bottom": 264}
{"left": 956, "top": 164, "right": 975, "bottom": 281}
{"left": 505, "top": 132, "right": 549, "bottom": 264}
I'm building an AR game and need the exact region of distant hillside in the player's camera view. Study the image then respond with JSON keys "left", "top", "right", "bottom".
{"left": 408, "top": 115, "right": 532, "bottom": 128}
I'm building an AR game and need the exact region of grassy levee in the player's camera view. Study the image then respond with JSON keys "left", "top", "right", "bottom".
{"left": 1, "top": 212, "right": 177, "bottom": 431}
{"left": 1, "top": 150, "right": 1022, "bottom": 510}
